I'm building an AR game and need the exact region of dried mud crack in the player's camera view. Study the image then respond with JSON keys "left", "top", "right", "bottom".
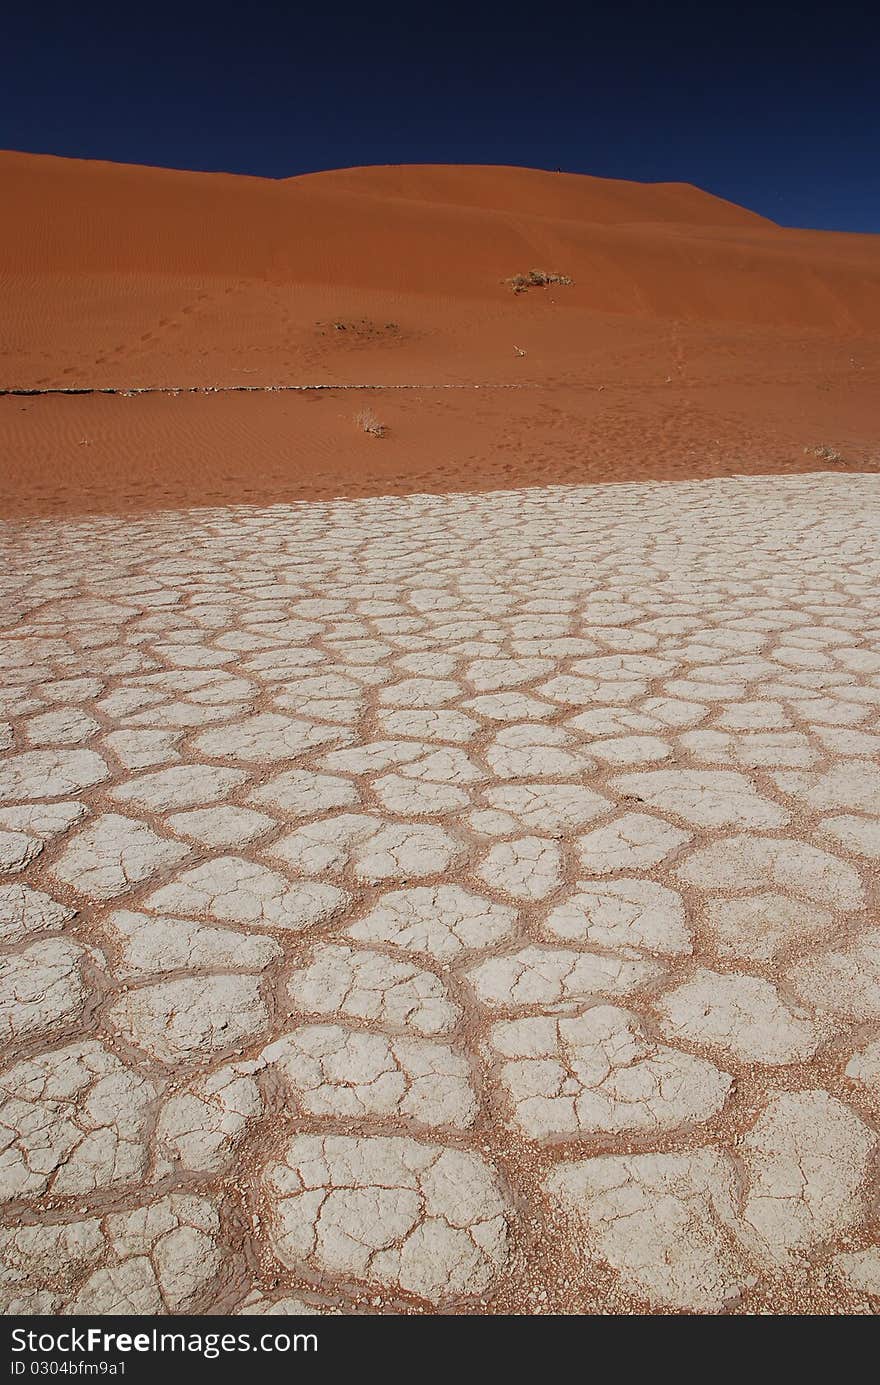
{"left": 1, "top": 473, "right": 879, "bottom": 1316}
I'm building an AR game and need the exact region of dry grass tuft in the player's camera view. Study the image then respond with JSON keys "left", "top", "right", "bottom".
{"left": 505, "top": 269, "right": 573, "bottom": 295}
{"left": 355, "top": 408, "right": 387, "bottom": 437}
{"left": 804, "top": 445, "right": 847, "bottom": 464}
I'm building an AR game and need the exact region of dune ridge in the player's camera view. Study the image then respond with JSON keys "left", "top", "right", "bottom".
{"left": 3, "top": 152, "right": 878, "bottom": 323}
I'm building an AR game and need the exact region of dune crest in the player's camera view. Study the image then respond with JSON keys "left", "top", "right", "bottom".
{"left": 2, "top": 150, "right": 878, "bottom": 322}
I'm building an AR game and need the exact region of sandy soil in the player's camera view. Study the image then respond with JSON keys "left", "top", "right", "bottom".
{"left": 1, "top": 153, "right": 878, "bottom": 517}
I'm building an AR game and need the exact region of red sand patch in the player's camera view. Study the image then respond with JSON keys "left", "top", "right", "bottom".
{"left": 1, "top": 154, "right": 878, "bottom": 516}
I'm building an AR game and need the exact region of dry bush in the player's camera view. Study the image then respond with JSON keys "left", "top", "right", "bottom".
{"left": 355, "top": 408, "right": 387, "bottom": 437}
{"left": 505, "top": 269, "right": 573, "bottom": 294}
{"left": 804, "top": 445, "right": 846, "bottom": 464}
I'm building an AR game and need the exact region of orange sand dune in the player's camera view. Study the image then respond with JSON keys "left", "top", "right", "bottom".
{"left": 1, "top": 152, "right": 878, "bottom": 515}
{"left": 293, "top": 161, "right": 775, "bottom": 226}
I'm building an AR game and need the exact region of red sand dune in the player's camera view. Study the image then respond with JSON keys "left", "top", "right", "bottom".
{"left": 1, "top": 152, "right": 878, "bottom": 515}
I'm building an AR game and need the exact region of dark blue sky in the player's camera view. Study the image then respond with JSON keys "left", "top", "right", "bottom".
{"left": 3, "top": 1, "right": 879, "bottom": 232}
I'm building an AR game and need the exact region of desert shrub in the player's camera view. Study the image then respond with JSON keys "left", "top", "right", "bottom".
{"left": 505, "top": 269, "right": 573, "bottom": 294}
